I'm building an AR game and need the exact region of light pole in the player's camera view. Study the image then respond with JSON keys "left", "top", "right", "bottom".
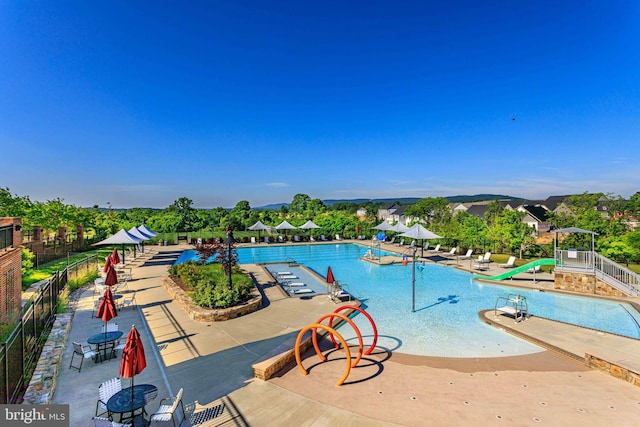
{"left": 224, "top": 229, "right": 236, "bottom": 289}
{"left": 411, "top": 246, "right": 417, "bottom": 313}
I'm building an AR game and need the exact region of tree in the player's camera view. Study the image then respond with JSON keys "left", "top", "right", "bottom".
{"left": 489, "top": 209, "right": 534, "bottom": 258}
{"left": 290, "top": 194, "right": 311, "bottom": 213}
{"left": 165, "top": 197, "right": 198, "bottom": 231}
{"left": 405, "top": 197, "right": 451, "bottom": 229}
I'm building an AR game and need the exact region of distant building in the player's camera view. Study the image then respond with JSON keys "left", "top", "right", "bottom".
{"left": 377, "top": 203, "right": 408, "bottom": 224}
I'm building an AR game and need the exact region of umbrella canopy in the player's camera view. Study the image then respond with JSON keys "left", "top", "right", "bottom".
{"left": 248, "top": 220, "right": 269, "bottom": 231}
{"left": 400, "top": 224, "right": 443, "bottom": 257}
{"left": 105, "top": 265, "right": 119, "bottom": 287}
{"left": 299, "top": 220, "right": 320, "bottom": 230}
{"left": 248, "top": 221, "right": 269, "bottom": 243}
{"left": 93, "top": 229, "right": 143, "bottom": 266}
{"left": 401, "top": 224, "right": 443, "bottom": 240}
{"left": 120, "top": 325, "right": 147, "bottom": 392}
{"left": 128, "top": 226, "right": 152, "bottom": 241}
{"left": 93, "top": 229, "right": 144, "bottom": 246}
{"left": 138, "top": 224, "right": 158, "bottom": 237}
{"left": 96, "top": 287, "right": 118, "bottom": 323}
{"left": 110, "top": 248, "right": 121, "bottom": 265}
{"left": 103, "top": 255, "right": 113, "bottom": 272}
{"left": 391, "top": 222, "right": 411, "bottom": 233}
{"left": 373, "top": 221, "right": 394, "bottom": 231}
{"left": 275, "top": 220, "right": 296, "bottom": 231}
{"left": 326, "top": 266, "right": 335, "bottom": 284}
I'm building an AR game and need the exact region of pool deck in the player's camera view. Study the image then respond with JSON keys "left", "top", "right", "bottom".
{"left": 49, "top": 242, "right": 640, "bottom": 426}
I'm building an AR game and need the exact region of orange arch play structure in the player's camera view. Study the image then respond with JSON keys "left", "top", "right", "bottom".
{"left": 312, "top": 312, "right": 364, "bottom": 368}
{"left": 328, "top": 305, "right": 378, "bottom": 355}
{"left": 295, "top": 324, "right": 352, "bottom": 386}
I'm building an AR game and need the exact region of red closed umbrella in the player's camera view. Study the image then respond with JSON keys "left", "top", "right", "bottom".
{"left": 105, "top": 265, "right": 118, "bottom": 287}
{"left": 120, "top": 325, "right": 147, "bottom": 398}
{"left": 326, "top": 266, "right": 335, "bottom": 284}
{"left": 111, "top": 248, "right": 121, "bottom": 265}
{"left": 103, "top": 256, "right": 112, "bottom": 273}
{"left": 96, "top": 288, "right": 118, "bottom": 342}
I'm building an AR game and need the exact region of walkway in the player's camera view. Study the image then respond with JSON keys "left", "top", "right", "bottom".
{"left": 49, "top": 243, "right": 640, "bottom": 426}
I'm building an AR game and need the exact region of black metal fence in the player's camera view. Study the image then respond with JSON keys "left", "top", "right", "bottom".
{"left": 0, "top": 254, "right": 97, "bottom": 404}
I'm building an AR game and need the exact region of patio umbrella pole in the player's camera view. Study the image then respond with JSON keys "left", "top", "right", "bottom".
{"left": 412, "top": 247, "right": 416, "bottom": 313}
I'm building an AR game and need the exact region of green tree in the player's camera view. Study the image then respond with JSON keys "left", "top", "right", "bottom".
{"left": 290, "top": 194, "right": 311, "bottom": 213}
{"left": 490, "top": 209, "right": 534, "bottom": 257}
{"left": 405, "top": 197, "right": 451, "bottom": 229}
{"left": 165, "top": 197, "right": 198, "bottom": 231}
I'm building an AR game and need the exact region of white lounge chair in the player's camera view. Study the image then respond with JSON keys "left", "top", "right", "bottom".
{"left": 499, "top": 256, "right": 516, "bottom": 268}
{"left": 472, "top": 256, "right": 489, "bottom": 271}
{"left": 320, "top": 235, "right": 328, "bottom": 241}
{"left": 443, "top": 247, "right": 457, "bottom": 257}
{"left": 527, "top": 265, "right": 541, "bottom": 273}
{"left": 459, "top": 249, "right": 473, "bottom": 260}
{"left": 335, "top": 234, "right": 342, "bottom": 241}
{"left": 429, "top": 244, "right": 441, "bottom": 253}
{"left": 292, "top": 288, "right": 314, "bottom": 294}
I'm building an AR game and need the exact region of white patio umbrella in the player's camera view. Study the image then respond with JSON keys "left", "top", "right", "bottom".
{"left": 391, "top": 222, "right": 411, "bottom": 233}
{"left": 275, "top": 220, "right": 297, "bottom": 239}
{"left": 400, "top": 224, "right": 443, "bottom": 257}
{"left": 248, "top": 220, "right": 269, "bottom": 243}
{"left": 299, "top": 220, "right": 320, "bottom": 239}
{"left": 373, "top": 221, "right": 394, "bottom": 231}
{"left": 93, "top": 229, "right": 143, "bottom": 266}
{"left": 399, "top": 223, "right": 443, "bottom": 313}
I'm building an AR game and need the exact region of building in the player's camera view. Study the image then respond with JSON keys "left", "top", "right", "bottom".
{"left": 0, "top": 218, "right": 23, "bottom": 324}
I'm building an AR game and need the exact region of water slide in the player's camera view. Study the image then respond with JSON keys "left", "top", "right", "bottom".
{"left": 475, "top": 258, "right": 555, "bottom": 281}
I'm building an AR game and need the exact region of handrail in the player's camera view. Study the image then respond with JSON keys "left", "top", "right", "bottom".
{"left": 555, "top": 249, "right": 640, "bottom": 297}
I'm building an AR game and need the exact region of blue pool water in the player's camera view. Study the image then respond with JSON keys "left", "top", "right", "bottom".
{"left": 176, "top": 244, "right": 640, "bottom": 357}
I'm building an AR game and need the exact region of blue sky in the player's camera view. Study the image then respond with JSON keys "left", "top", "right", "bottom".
{"left": 1, "top": 1, "right": 639, "bottom": 208}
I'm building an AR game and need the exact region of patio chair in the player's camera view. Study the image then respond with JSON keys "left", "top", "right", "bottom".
{"left": 335, "top": 234, "right": 342, "bottom": 241}
{"left": 96, "top": 377, "right": 122, "bottom": 417}
{"left": 386, "top": 237, "right": 395, "bottom": 245}
{"left": 92, "top": 416, "right": 131, "bottom": 427}
{"left": 101, "top": 322, "right": 119, "bottom": 333}
{"left": 69, "top": 342, "right": 97, "bottom": 372}
{"left": 149, "top": 387, "right": 186, "bottom": 426}
{"left": 428, "top": 244, "right": 441, "bottom": 252}
{"left": 250, "top": 236, "right": 256, "bottom": 244}
{"left": 499, "top": 256, "right": 516, "bottom": 268}
{"left": 320, "top": 235, "right": 328, "bottom": 241}
{"left": 472, "top": 256, "right": 489, "bottom": 271}
{"left": 119, "top": 291, "right": 137, "bottom": 311}
{"left": 397, "top": 239, "right": 405, "bottom": 246}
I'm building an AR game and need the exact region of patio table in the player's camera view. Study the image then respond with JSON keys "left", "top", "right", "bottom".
{"left": 87, "top": 330, "right": 123, "bottom": 363}
{"left": 107, "top": 384, "right": 158, "bottom": 425}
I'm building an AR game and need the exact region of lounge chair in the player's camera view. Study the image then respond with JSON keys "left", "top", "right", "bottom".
{"left": 398, "top": 239, "right": 405, "bottom": 246}
{"left": 459, "top": 249, "right": 473, "bottom": 260}
{"left": 320, "top": 235, "right": 328, "bottom": 241}
{"left": 277, "top": 236, "right": 284, "bottom": 243}
{"left": 293, "top": 235, "right": 301, "bottom": 242}
{"left": 386, "top": 237, "right": 395, "bottom": 245}
{"left": 428, "top": 244, "right": 441, "bottom": 253}
{"left": 443, "top": 247, "right": 457, "bottom": 257}
{"left": 478, "top": 252, "right": 492, "bottom": 264}
{"left": 499, "top": 256, "right": 516, "bottom": 268}
{"left": 250, "top": 236, "right": 256, "bottom": 244}
{"left": 472, "top": 256, "right": 489, "bottom": 271}
{"left": 263, "top": 236, "right": 271, "bottom": 244}
{"left": 527, "top": 265, "right": 541, "bottom": 273}
{"left": 292, "top": 288, "right": 314, "bottom": 294}
{"left": 335, "top": 234, "right": 342, "bottom": 241}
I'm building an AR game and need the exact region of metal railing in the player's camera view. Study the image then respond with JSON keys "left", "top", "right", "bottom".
{"left": 555, "top": 249, "right": 640, "bottom": 297}
{"left": 0, "top": 254, "right": 97, "bottom": 404}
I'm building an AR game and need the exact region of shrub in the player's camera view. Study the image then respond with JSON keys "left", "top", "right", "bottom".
{"left": 173, "top": 262, "right": 253, "bottom": 309}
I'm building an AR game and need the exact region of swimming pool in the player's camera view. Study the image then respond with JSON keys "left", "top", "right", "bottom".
{"left": 177, "top": 243, "right": 640, "bottom": 357}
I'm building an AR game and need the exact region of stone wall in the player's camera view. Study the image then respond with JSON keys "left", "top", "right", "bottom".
{"left": 161, "top": 276, "right": 262, "bottom": 322}
{"left": 554, "top": 271, "right": 627, "bottom": 297}
{"left": 0, "top": 217, "right": 22, "bottom": 323}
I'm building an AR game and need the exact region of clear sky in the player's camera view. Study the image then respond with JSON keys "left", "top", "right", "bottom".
{"left": 1, "top": 1, "right": 639, "bottom": 208}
